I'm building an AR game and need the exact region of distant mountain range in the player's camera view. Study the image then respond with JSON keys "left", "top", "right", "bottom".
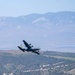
{"left": 0, "top": 11, "right": 75, "bottom": 52}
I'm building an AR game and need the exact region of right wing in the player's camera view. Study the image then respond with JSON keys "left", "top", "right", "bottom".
{"left": 23, "top": 40, "right": 32, "bottom": 49}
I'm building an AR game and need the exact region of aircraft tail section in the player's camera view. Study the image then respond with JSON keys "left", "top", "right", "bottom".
{"left": 34, "top": 51, "right": 40, "bottom": 55}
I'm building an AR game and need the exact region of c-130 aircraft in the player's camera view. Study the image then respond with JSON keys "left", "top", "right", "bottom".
{"left": 18, "top": 40, "right": 40, "bottom": 55}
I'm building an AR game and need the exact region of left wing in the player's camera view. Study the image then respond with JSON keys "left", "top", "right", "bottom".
{"left": 18, "top": 46, "right": 25, "bottom": 52}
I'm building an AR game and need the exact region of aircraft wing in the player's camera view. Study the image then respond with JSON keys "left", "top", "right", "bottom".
{"left": 23, "top": 40, "right": 32, "bottom": 49}
{"left": 18, "top": 46, "right": 25, "bottom": 52}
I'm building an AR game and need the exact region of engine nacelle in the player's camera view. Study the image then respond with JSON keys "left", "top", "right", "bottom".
{"left": 29, "top": 43, "right": 31, "bottom": 45}
{"left": 31, "top": 45, "right": 33, "bottom": 47}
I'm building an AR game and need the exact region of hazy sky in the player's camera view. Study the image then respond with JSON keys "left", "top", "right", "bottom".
{"left": 0, "top": 0, "right": 75, "bottom": 17}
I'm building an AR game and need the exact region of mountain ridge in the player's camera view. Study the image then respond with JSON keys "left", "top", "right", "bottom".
{"left": 0, "top": 11, "right": 75, "bottom": 52}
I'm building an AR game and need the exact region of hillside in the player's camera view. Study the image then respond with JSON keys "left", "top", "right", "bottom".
{"left": 0, "top": 50, "right": 75, "bottom": 75}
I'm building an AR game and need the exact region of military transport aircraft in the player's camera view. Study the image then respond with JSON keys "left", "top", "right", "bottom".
{"left": 18, "top": 40, "right": 40, "bottom": 55}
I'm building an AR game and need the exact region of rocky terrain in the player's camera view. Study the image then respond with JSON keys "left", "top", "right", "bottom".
{"left": 0, "top": 50, "right": 75, "bottom": 75}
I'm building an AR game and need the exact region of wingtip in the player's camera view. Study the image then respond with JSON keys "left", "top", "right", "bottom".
{"left": 23, "top": 40, "right": 25, "bottom": 42}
